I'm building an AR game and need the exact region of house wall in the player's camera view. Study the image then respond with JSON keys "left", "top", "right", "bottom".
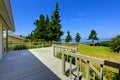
{"left": 8, "top": 36, "right": 24, "bottom": 44}
{"left": 0, "top": 0, "right": 15, "bottom": 60}
{"left": 0, "top": 23, "right": 3, "bottom": 60}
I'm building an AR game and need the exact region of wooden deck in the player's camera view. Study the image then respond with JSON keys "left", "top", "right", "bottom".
{"left": 0, "top": 47, "right": 69, "bottom": 80}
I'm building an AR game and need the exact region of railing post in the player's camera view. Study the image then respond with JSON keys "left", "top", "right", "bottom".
{"left": 100, "top": 64, "right": 103, "bottom": 80}
{"left": 62, "top": 51, "right": 65, "bottom": 75}
{"left": 86, "top": 60, "right": 90, "bottom": 80}
{"left": 53, "top": 45, "right": 55, "bottom": 56}
{"left": 75, "top": 47, "right": 78, "bottom": 53}
{"left": 42, "top": 42, "right": 43, "bottom": 48}
{"left": 70, "top": 56, "right": 72, "bottom": 80}
{"left": 29, "top": 42, "right": 30, "bottom": 49}
{"left": 6, "top": 30, "right": 8, "bottom": 52}
{"left": 53, "top": 40, "right": 55, "bottom": 46}
{"left": 76, "top": 58, "right": 79, "bottom": 80}
{"left": 118, "top": 69, "right": 120, "bottom": 80}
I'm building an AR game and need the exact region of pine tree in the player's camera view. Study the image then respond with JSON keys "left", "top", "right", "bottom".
{"left": 50, "top": 2, "right": 63, "bottom": 41}
{"left": 88, "top": 29, "right": 98, "bottom": 44}
{"left": 45, "top": 15, "right": 50, "bottom": 41}
{"left": 34, "top": 14, "right": 46, "bottom": 41}
{"left": 65, "top": 31, "right": 72, "bottom": 42}
{"left": 75, "top": 33, "right": 81, "bottom": 42}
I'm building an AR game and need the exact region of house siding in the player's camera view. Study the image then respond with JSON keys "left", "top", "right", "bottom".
{"left": 8, "top": 35, "right": 24, "bottom": 44}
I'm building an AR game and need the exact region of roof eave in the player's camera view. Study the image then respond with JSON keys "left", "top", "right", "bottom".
{"left": 0, "top": 0, "right": 15, "bottom": 32}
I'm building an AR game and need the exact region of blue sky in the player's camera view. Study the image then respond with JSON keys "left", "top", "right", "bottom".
{"left": 11, "top": 0, "right": 120, "bottom": 39}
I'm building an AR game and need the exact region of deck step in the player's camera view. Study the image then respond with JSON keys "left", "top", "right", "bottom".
{"left": 65, "top": 67, "right": 83, "bottom": 80}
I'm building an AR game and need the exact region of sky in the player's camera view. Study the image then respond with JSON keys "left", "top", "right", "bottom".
{"left": 10, "top": 0, "right": 120, "bottom": 39}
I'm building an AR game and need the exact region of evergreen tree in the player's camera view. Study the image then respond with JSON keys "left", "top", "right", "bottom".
{"left": 34, "top": 14, "right": 46, "bottom": 41}
{"left": 75, "top": 33, "right": 81, "bottom": 42}
{"left": 45, "top": 15, "right": 50, "bottom": 41}
{"left": 88, "top": 29, "right": 98, "bottom": 43}
{"left": 65, "top": 31, "right": 72, "bottom": 42}
{"left": 50, "top": 2, "right": 63, "bottom": 41}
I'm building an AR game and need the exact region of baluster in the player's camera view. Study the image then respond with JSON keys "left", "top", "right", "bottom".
{"left": 86, "top": 60, "right": 90, "bottom": 80}
{"left": 93, "top": 72, "right": 96, "bottom": 80}
{"left": 100, "top": 64, "right": 103, "bottom": 80}
{"left": 80, "top": 58, "right": 82, "bottom": 72}
{"left": 67, "top": 54, "right": 68, "bottom": 62}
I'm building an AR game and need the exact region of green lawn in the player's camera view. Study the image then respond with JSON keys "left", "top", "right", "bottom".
{"left": 78, "top": 44, "right": 120, "bottom": 62}
{"left": 77, "top": 44, "right": 120, "bottom": 79}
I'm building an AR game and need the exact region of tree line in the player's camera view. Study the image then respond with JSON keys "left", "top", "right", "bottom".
{"left": 65, "top": 29, "right": 98, "bottom": 43}
{"left": 26, "top": 2, "right": 98, "bottom": 43}
{"left": 25, "top": 2, "right": 120, "bottom": 53}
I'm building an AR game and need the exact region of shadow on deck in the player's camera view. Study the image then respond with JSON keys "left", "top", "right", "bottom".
{"left": 0, "top": 48, "right": 62, "bottom": 80}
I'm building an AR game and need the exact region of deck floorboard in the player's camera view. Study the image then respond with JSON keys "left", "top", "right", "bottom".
{"left": 0, "top": 47, "right": 69, "bottom": 80}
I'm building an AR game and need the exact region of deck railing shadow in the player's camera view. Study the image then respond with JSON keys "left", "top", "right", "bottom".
{"left": 53, "top": 44, "right": 120, "bottom": 80}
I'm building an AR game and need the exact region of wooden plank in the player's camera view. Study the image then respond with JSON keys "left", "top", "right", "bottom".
{"left": 53, "top": 45, "right": 77, "bottom": 52}
{"left": 104, "top": 60, "right": 120, "bottom": 69}
{"left": 89, "top": 64, "right": 107, "bottom": 80}
{"left": 63, "top": 51, "right": 105, "bottom": 65}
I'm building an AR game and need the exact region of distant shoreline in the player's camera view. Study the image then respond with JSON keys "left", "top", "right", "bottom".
{"left": 61, "top": 38, "right": 111, "bottom": 43}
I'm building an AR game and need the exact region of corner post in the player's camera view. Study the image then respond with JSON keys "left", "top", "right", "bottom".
{"left": 5, "top": 29, "right": 8, "bottom": 52}
{"left": 0, "top": 23, "right": 3, "bottom": 60}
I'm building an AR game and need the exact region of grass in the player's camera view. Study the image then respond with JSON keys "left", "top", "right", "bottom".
{"left": 78, "top": 44, "right": 120, "bottom": 62}
{"left": 77, "top": 44, "right": 120, "bottom": 79}
{"left": 55, "top": 44, "right": 119, "bottom": 79}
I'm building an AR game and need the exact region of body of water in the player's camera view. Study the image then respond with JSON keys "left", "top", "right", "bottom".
{"left": 61, "top": 38, "right": 111, "bottom": 43}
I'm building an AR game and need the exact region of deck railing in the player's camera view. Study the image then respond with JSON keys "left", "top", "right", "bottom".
{"left": 53, "top": 41, "right": 78, "bottom": 46}
{"left": 53, "top": 44, "right": 120, "bottom": 80}
{"left": 8, "top": 42, "right": 52, "bottom": 51}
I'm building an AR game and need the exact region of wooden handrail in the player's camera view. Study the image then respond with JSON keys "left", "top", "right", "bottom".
{"left": 53, "top": 45, "right": 120, "bottom": 80}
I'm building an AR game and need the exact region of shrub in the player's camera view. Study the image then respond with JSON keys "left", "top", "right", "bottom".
{"left": 99, "top": 41, "right": 111, "bottom": 47}
{"left": 9, "top": 44, "right": 27, "bottom": 50}
{"left": 103, "top": 68, "right": 119, "bottom": 80}
{"left": 110, "top": 35, "right": 120, "bottom": 53}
